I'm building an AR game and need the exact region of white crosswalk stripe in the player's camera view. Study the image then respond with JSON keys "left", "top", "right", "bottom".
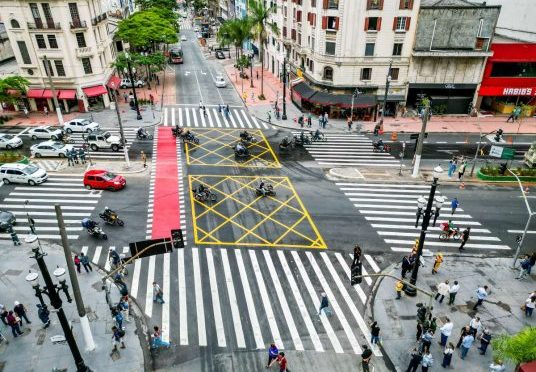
{"left": 161, "top": 106, "right": 274, "bottom": 129}
{"left": 65, "top": 128, "right": 139, "bottom": 161}
{"left": 292, "top": 133, "right": 401, "bottom": 168}
{"left": 336, "top": 182, "right": 511, "bottom": 252}
{"left": 76, "top": 246, "right": 382, "bottom": 354}
{"left": 32, "top": 159, "right": 62, "bottom": 171}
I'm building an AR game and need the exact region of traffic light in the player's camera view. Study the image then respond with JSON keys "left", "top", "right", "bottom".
{"left": 495, "top": 129, "right": 503, "bottom": 142}
{"left": 171, "top": 229, "right": 184, "bottom": 249}
{"left": 351, "top": 258, "right": 363, "bottom": 285}
{"left": 499, "top": 162, "right": 507, "bottom": 175}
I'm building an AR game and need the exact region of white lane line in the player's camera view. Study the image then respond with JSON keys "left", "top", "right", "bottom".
{"left": 321, "top": 252, "right": 381, "bottom": 357}
{"left": 355, "top": 204, "right": 466, "bottom": 212}
{"left": 192, "top": 248, "right": 207, "bottom": 346}
{"left": 0, "top": 205, "right": 95, "bottom": 211}
{"left": 200, "top": 109, "right": 207, "bottom": 127}
{"left": 361, "top": 211, "right": 473, "bottom": 218}
{"left": 162, "top": 253, "right": 171, "bottom": 343}
{"left": 130, "top": 259, "right": 141, "bottom": 299}
{"left": 249, "top": 250, "right": 283, "bottom": 349}
{"left": 508, "top": 230, "right": 536, "bottom": 234}
{"left": 104, "top": 247, "right": 112, "bottom": 272}
{"left": 193, "top": 70, "right": 204, "bottom": 103}
{"left": 229, "top": 110, "right": 238, "bottom": 128}
{"left": 206, "top": 248, "right": 226, "bottom": 347}
{"left": 364, "top": 254, "right": 381, "bottom": 273}
{"left": 192, "top": 108, "right": 199, "bottom": 127}
{"left": 178, "top": 107, "right": 183, "bottom": 126}
{"left": 306, "top": 252, "right": 361, "bottom": 355}
{"left": 384, "top": 239, "right": 511, "bottom": 250}
{"left": 251, "top": 115, "right": 268, "bottom": 130}
{"left": 92, "top": 246, "right": 102, "bottom": 265}
{"left": 334, "top": 253, "right": 367, "bottom": 304}
{"left": 276, "top": 251, "right": 322, "bottom": 352}
{"left": 233, "top": 109, "right": 243, "bottom": 128}
{"left": 319, "top": 162, "right": 400, "bottom": 167}
{"left": 171, "top": 107, "right": 175, "bottom": 128}
{"left": 234, "top": 250, "right": 264, "bottom": 349}
{"left": 10, "top": 192, "right": 101, "bottom": 198}
{"left": 178, "top": 249, "right": 188, "bottom": 345}
{"left": 221, "top": 249, "right": 246, "bottom": 348}
{"left": 365, "top": 216, "right": 475, "bottom": 223}
{"left": 212, "top": 109, "right": 222, "bottom": 128}
{"left": 144, "top": 256, "right": 156, "bottom": 317}
{"left": 370, "top": 224, "right": 490, "bottom": 233}
{"left": 336, "top": 183, "right": 431, "bottom": 188}
{"left": 341, "top": 188, "right": 432, "bottom": 194}
{"left": 186, "top": 108, "right": 191, "bottom": 127}
{"left": 206, "top": 109, "right": 215, "bottom": 127}
{"left": 163, "top": 107, "right": 168, "bottom": 126}
{"left": 5, "top": 198, "right": 98, "bottom": 204}
{"left": 240, "top": 110, "right": 254, "bottom": 129}
{"left": 291, "top": 251, "right": 343, "bottom": 354}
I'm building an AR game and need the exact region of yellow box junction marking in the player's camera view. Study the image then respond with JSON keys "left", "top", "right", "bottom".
{"left": 184, "top": 128, "right": 280, "bottom": 168}
{"left": 189, "top": 175, "right": 326, "bottom": 249}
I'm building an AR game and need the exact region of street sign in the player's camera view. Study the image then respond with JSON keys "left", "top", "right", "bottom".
{"left": 501, "top": 148, "right": 515, "bottom": 160}
{"left": 489, "top": 145, "right": 503, "bottom": 158}
{"left": 489, "top": 146, "right": 515, "bottom": 159}
{"left": 129, "top": 238, "right": 173, "bottom": 259}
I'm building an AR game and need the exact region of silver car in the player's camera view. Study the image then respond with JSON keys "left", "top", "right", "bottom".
{"left": 214, "top": 75, "right": 227, "bottom": 88}
{"left": 0, "top": 134, "right": 23, "bottom": 149}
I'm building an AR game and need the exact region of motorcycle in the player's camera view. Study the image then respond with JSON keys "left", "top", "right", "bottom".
{"left": 372, "top": 141, "right": 391, "bottom": 153}
{"left": 279, "top": 137, "right": 295, "bottom": 153}
{"left": 194, "top": 188, "right": 217, "bottom": 202}
{"left": 88, "top": 225, "right": 108, "bottom": 240}
{"left": 172, "top": 126, "right": 183, "bottom": 137}
{"left": 182, "top": 132, "right": 200, "bottom": 144}
{"left": 310, "top": 130, "right": 326, "bottom": 142}
{"left": 136, "top": 128, "right": 153, "bottom": 140}
{"left": 233, "top": 141, "right": 250, "bottom": 158}
{"left": 256, "top": 184, "right": 276, "bottom": 197}
{"left": 439, "top": 227, "right": 461, "bottom": 241}
{"left": 239, "top": 131, "right": 257, "bottom": 144}
{"left": 99, "top": 212, "right": 125, "bottom": 226}
{"left": 293, "top": 133, "right": 311, "bottom": 146}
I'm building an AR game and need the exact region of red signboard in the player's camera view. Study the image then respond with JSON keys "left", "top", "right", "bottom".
{"left": 479, "top": 86, "right": 536, "bottom": 96}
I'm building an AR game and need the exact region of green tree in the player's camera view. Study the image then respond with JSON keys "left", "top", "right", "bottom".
{"left": 116, "top": 9, "right": 178, "bottom": 51}
{"left": 491, "top": 327, "right": 536, "bottom": 368}
{"left": 138, "top": 0, "right": 178, "bottom": 11}
{"left": 248, "top": 0, "right": 279, "bottom": 100}
{"left": 111, "top": 52, "right": 166, "bottom": 80}
{"left": 0, "top": 76, "right": 29, "bottom": 104}
{"left": 217, "top": 18, "right": 252, "bottom": 60}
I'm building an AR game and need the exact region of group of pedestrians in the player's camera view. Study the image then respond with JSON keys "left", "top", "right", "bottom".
{"left": 1, "top": 301, "right": 50, "bottom": 339}
{"left": 447, "top": 156, "right": 468, "bottom": 180}
{"left": 66, "top": 147, "right": 87, "bottom": 166}
{"left": 516, "top": 252, "right": 536, "bottom": 280}
{"left": 73, "top": 252, "right": 93, "bottom": 274}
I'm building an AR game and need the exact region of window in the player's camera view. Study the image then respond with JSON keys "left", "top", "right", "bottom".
{"left": 82, "top": 57, "right": 92, "bottom": 74}
{"left": 43, "top": 59, "right": 54, "bottom": 76}
{"left": 76, "top": 32, "right": 86, "bottom": 48}
{"left": 309, "top": 60, "right": 314, "bottom": 73}
{"left": 10, "top": 19, "right": 20, "bottom": 28}
{"left": 41, "top": 3, "right": 54, "bottom": 26}
{"left": 361, "top": 68, "right": 372, "bottom": 80}
{"left": 311, "top": 36, "right": 315, "bottom": 52}
{"left": 367, "top": 0, "right": 383, "bottom": 10}
{"left": 365, "top": 43, "right": 375, "bottom": 56}
{"left": 311, "top": 0, "right": 316, "bottom": 6}
{"left": 54, "top": 60, "right": 65, "bottom": 76}
{"left": 399, "top": 0, "right": 413, "bottom": 9}
{"left": 325, "top": 41, "right": 336, "bottom": 55}
{"left": 47, "top": 35, "right": 58, "bottom": 48}
{"left": 394, "top": 16, "right": 411, "bottom": 31}
{"left": 390, "top": 67, "right": 399, "bottom": 80}
{"left": 29, "top": 3, "right": 41, "bottom": 20}
{"left": 365, "top": 17, "right": 381, "bottom": 31}
{"left": 35, "top": 34, "right": 46, "bottom": 49}
{"left": 490, "top": 62, "right": 536, "bottom": 77}
{"left": 328, "top": 0, "right": 339, "bottom": 9}
{"left": 327, "top": 16, "right": 339, "bottom": 30}
{"left": 17, "top": 41, "right": 32, "bottom": 64}
{"left": 323, "top": 66, "right": 333, "bottom": 80}
{"left": 69, "top": 3, "right": 80, "bottom": 22}
{"left": 392, "top": 43, "right": 403, "bottom": 56}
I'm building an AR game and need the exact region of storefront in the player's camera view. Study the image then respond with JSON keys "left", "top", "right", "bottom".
{"left": 407, "top": 83, "right": 477, "bottom": 115}
{"left": 82, "top": 85, "right": 109, "bottom": 112}
{"left": 478, "top": 43, "right": 536, "bottom": 116}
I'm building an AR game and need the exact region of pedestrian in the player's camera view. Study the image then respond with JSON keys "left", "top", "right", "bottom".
{"left": 323, "top": 112, "right": 329, "bottom": 128}
{"left": 395, "top": 280, "right": 404, "bottom": 299}
{"left": 516, "top": 255, "right": 531, "bottom": 280}
{"left": 36, "top": 304, "right": 50, "bottom": 328}
{"left": 473, "top": 285, "right": 488, "bottom": 311}
{"left": 318, "top": 292, "right": 331, "bottom": 316}
{"left": 6, "top": 311, "right": 23, "bottom": 337}
{"left": 431, "top": 253, "right": 443, "bottom": 274}
{"left": 151, "top": 326, "right": 170, "bottom": 349}
{"left": 13, "top": 301, "right": 31, "bottom": 325}
{"left": 448, "top": 280, "right": 460, "bottom": 305}
{"left": 347, "top": 116, "right": 352, "bottom": 132}
{"left": 401, "top": 255, "right": 412, "bottom": 278}
{"left": 128, "top": 92, "right": 134, "bottom": 102}
{"left": 459, "top": 227, "right": 471, "bottom": 250}
{"left": 153, "top": 282, "right": 164, "bottom": 304}
{"left": 149, "top": 93, "right": 154, "bottom": 106}
{"left": 439, "top": 317, "right": 453, "bottom": 346}
{"left": 420, "top": 329, "right": 434, "bottom": 353}
{"left": 67, "top": 148, "right": 74, "bottom": 166}
{"left": 118, "top": 297, "right": 130, "bottom": 322}
{"left": 489, "top": 359, "right": 506, "bottom": 372}
{"left": 80, "top": 252, "right": 92, "bottom": 272}
{"left": 361, "top": 345, "right": 373, "bottom": 372}
{"left": 469, "top": 316, "right": 482, "bottom": 337}
{"left": 421, "top": 350, "right": 433, "bottom": 372}
{"left": 123, "top": 92, "right": 128, "bottom": 103}
{"left": 78, "top": 148, "right": 86, "bottom": 164}
{"left": 460, "top": 333, "right": 474, "bottom": 359}
{"left": 478, "top": 329, "right": 492, "bottom": 355}
{"left": 528, "top": 252, "right": 536, "bottom": 275}
{"left": 370, "top": 321, "right": 381, "bottom": 345}
{"left": 447, "top": 160, "right": 456, "bottom": 177}
{"left": 23, "top": 107, "right": 29, "bottom": 117}
{"left": 74, "top": 255, "right": 81, "bottom": 273}
{"left": 458, "top": 160, "right": 467, "bottom": 181}
{"left": 405, "top": 348, "right": 423, "bottom": 372}
{"left": 0, "top": 304, "right": 8, "bottom": 325}
{"left": 43, "top": 106, "right": 48, "bottom": 116}
{"left": 141, "top": 150, "right": 147, "bottom": 168}
{"left": 441, "top": 343, "right": 454, "bottom": 368}
{"left": 416, "top": 322, "right": 423, "bottom": 342}
{"left": 267, "top": 110, "right": 271, "bottom": 123}
{"left": 110, "top": 325, "right": 126, "bottom": 354}
{"left": 256, "top": 70, "right": 259, "bottom": 80}
{"left": 524, "top": 296, "right": 535, "bottom": 317}
{"left": 266, "top": 342, "right": 279, "bottom": 368}
{"left": 435, "top": 280, "right": 450, "bottom": 303}
{"left": 451, "top": 197, "right": 459, "bottom": 215}
{"left": 268, "top": 351, "right": 289, "bottom": 372}
{"left": 114, "top": 308, "right": 124, "bottom": 330}
{"left": 202, "top": 105, "right": 207, "bottom": 117}
{"left": 429, "top": 317, "right": 437, "bottom": 334}
{"left": 71, "top": 148, "right": 78, "bottom": 164}
{"left": 456, "top": 325, "right": 471, "bottom": 348}
{"left": 199, "top": 100, "right": 203, "bottom": 110}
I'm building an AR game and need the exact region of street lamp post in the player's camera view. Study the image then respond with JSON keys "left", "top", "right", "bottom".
{"left": 405, "top": 165, "right": 444, "bottom": 296}
{"left": 25, "top": 244, "right": 91, "bottom": 371}
{"left": 124, "top": 53, "right": 142, "bottom": 120}
{"left": 282, "top": 56, "right": 287, "bottom": 120}
{"left": 378, "top": 60, "right": 393, "bottom": 128}
{"left": 248, "top": 51, "right": 254, "bottom": 88}
{"left": 350, "top": 88, "right": 362, "bottom": 123}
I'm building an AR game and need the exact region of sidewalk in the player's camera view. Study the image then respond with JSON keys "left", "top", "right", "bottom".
{"left": 0, "top": 240, "right": 146, "bottom": 371}
{"left": 372, "top": 256, "right": 534, "bottom": 372}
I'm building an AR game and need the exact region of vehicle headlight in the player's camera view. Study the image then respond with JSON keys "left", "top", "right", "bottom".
{"left": 114, "top": 181, "right": 121, "bottom": 185}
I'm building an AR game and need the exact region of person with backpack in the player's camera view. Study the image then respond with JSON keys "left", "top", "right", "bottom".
{"left": 111, "top": 326, "right": 126, "bottom": 354}
{"left": 516, "top": 255, "right": 531, "bottom": 280}
{"left": 266, "top": 343, "right": 279, "bottom": 368}
{"left": 74, "top": 255, "right": 81, "bottom": 274}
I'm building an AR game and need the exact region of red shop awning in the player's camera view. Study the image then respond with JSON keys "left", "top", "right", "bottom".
{"left": 106, "top": 75, "right": 121, "bottom": 90}
{"left": 83, "top": 85, "right": 108, "bottom": 97}
{"left": 58, "top": 89, "right": 76, "bottom": 100}
{"left": 26, "top": 88, "right": 44, "bottom": 98}
{"left": 41, "top": 89, "right": 54, "bottom": 99}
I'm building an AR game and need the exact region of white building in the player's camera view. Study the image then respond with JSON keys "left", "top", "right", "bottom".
{"left": 483, "top": 0, "right": 536, "bottom": 42}
{"left": 1, "top": 0, "right": 130, "bottom": 113}
{"left": 264, "top": 0, "right": 421, "bottom": 121}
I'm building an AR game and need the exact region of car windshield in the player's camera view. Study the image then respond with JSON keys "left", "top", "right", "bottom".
{"left": 23, "top": 165, "right": 40, "bottom": 174}
{"left": 102, "top": 172, "right": 116, "bottom": 180}
{"left": 104, "top": 132, "right": 111, "bottom": 139}
{"left": 80, "top": 120, "right": 91, "bottom": 126}
{"left": 2, "top": 135, "right": 14, "bottom": 140}
{"left": 51, "top": 143, "right": 65, "bottom": 150}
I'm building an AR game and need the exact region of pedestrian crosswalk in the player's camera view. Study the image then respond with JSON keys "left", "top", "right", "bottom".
{"left": 162, "top": 106, "right": 275, "bottom": 130}
{"left": 0, "top": 174, "right": 102, "bottom": 240}
{"left": 32, "top": 159, "right": 62, "bottom": 171}
{"left": 292, "top": 132, "right": 401, "bottom": 168}
{"left": 336, "top": 182, "right": 511, "bottom": 253}
{"left": 78, "top": 245, "right": 383, "bottom": 355}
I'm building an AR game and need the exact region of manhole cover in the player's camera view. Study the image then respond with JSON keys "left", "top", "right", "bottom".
{"left": 3, "top": 269, "right": 23, "bottom": 276}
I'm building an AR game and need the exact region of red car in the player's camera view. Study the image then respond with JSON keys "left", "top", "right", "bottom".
{"left": 83, "top": 169, "right": 126, "bottom": 191}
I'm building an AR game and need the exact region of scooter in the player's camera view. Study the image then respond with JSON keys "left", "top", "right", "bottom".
{"left": 136, "top": 128, "right": 153, "bottom": 140}
{"left": 256, "top": 184, "right": 276, "bottom": 197}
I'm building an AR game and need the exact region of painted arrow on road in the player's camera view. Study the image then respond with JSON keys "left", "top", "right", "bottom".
{"left": 184, "top": 71, "right": 190, "bottom": 76}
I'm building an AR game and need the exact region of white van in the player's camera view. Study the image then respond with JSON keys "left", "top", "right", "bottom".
{"left": 0, "top": 163, "right": 48, "bottom": 185}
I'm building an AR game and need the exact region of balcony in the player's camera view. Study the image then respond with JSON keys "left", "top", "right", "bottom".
{"left": 70, "top": 20, "right": 87, "bottom": 30}
{"left": 75, "top": 46, "right": 93, "bottom": 58}
{"left": 91, "top": 13, "right": 108, "bottom": 26}
{"left": 27, "top": 21, "right": 61, "bottom": 30}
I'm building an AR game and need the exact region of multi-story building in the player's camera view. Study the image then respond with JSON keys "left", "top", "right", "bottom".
{"left": 0, "top": 23, "right": 15, "bottom": 63}
{"left": 1, "top": 0, "right": 129, "bottom": 113}
{"left": 264, "top": 0, "right": 421, "bottom": 121}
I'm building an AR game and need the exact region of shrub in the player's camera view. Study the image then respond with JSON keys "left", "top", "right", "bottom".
{"left": 0, "top": 151, "right": 24, "bottom": 163}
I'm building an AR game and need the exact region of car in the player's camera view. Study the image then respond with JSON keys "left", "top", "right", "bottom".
{"left": 85, "top": 130, "right": 124, "bottom": 152}
{"left": 83, "top": 169, "right": 126, "bottom": 191}
{"left": 0, "top": 134, "right": 23, "bottom": 150}
{"left": 181, "top": 35, "right": 187, "bottom": 41}
{"left": 28, "top": 126, "right": 63, "bottom": 140}
{"left": 214, "top": 74, "right": 227, "bottom": 88}
{"left": 215, "top": 50, "right": 225, "bottom": 59}
{"left": 0, "top": 163, "right": 47, "bottom": 185}
{"left": 63, "top": 118, "right": 100, "bottom": 134}
{"left": 120, "top": 78, "right": 145, "bottom": 89}
{"left": 30, "top": 141, "right": 75, "bottom": 158}
{"left": 0, "top": 210, "right": 16, "bottom": 230}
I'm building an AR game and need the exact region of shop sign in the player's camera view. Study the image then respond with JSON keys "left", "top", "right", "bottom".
{"left": 479, "top": 85, "right": 536, "bottom": 96}
{"left": 503, "top": 87, "right": 532, "bottom": 95}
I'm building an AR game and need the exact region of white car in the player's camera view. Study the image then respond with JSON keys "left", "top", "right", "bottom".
{"left": 0, "top": 134, "right": 23, "bottom": 149}
{"left": 28, "top": 125, "right": 63, "bottom": 140}
{"left": 214, "top": 75, "right": 227, "bottom": 88}
{"left": 181, "top": 35, "right": 187, "bottom": 41}
{"left": 120, "top": 78, "right": 145, "bottom": 89}
{"left": 30, "top": 141, "right": 74, "bottom": 158}
{"left": 0, "top": 163, "right": 47, "bottom": 185}
{"left": 63, "top": 118, "right": 100, "bottom": 134}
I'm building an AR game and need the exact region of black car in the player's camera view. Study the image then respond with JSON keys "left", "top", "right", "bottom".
{"left": 215, "top": 50, "right": 225, "bottom": 59}
{"left": 0, "top": 210, "right": 16, "bottom": 231}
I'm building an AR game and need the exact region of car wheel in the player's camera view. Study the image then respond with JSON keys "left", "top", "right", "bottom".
{"left": 34, "top": 153, "right": 42, "bottom": 158}
{"left": 90, "top": 144, "right": 98, "bottom": 151}
{"left": 58, "top": 153, "right": 65, "bottom": 158}
{"left": 86, "top": 128, "right": 92, "bottom": 133}
{"left": 84, "top": 184, "right": 92, "bottom": 190}
{"left": 28, "top": 180, "right": 36, "bottom": 186}
{"left": 2, "top": 178, "right": 9, "bottom": 185}
{"left": 6, "top": 145, "right": 12, "bottom": 150}
{"left": 111, "top": 144, "right": 119, "bottom": 152}
{"left": 31, "top": 135, "right": 38, "bottom": 140}
{"left": 107, "top": 186, "right": 115, "bottom": 191}
{"left": 66, "top": 128, "right": 73, "bottom": 134}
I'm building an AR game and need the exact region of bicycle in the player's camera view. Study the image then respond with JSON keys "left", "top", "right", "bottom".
{"left": 439, "top": 228, "right": 461, "bottom": 241}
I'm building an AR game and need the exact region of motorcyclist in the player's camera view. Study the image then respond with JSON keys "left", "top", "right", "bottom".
{"left": 109, "top": 247, "right": 120, "bottom": 267}
{"left": 240, "top": 130, "right": 251, "bottom": 141}
{"left": 280, "top": 136, "right": 290, "bottom": 148}
{"left": 235, "top": 142, "right": 247, "bottom": 155}
{"left": 312, "top": 129, "right": 322, "bottom": 141}
{"left": 257, "top": 180, "right": 269, "bottom": 196}
{"left": 102, "top": 206, "right": 116, "bottom": 222}
{"left": 374, "top": 139, "right": 384, "bottom": 151}
{"left": 85, "top": 218, "right": 97, "bottom": 232}
{"left": 137, "top": 127, "right": 147, "bottom": 138}
{"left": 196, "top": 184, "right": 208, "bottom": 199}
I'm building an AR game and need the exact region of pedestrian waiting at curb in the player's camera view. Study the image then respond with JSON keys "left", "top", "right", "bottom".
{"left": 448, "top": 280, "right": 460, "bottom": 305}
{"left": 473, "top": 285, "right": 489, "bottom": 311}
{"left": 80, "top": 252, "right": 92, "bottom": 272}
{"left": 395, "top": 280, "right": 404, "bottom": 299}
{"left": 416, "top": 322, "right": 423, "bottom": 342}
{"left": 78, "top": 148, "right": 86, "bottom": 164}
{"left": 478, "top": 329, "right": 492, "bottom": 355}
{"left": 448, "top": 159, "right": 456, "bottom": 178}
{"left": 458, "top": 160, "right": 467, "bottom": 181}
{"left": 370, "top": 321, "right": 381, "bottom": 345}
{"left": 13, "top": 301, "right": 31, "bottom": 325}
{"left": 268, "top": 351, "right": 289, "bottom": 372}
{"left": 439, "top": 317, "right": 453, "bottom": 346}
{"left": 266, "top": 343, "right": 279, "bottom": 368}
{"left": 460, "top": 332, "right": 475, "bottom": 359}
{"left": 441, "top": 342, "right": 455, "bottom": 368}
{"left": 405, "top": 347, "right": 423, "bottom": 372}
{"left": 435, "top": 280, "right": 450, "bottom": 303}
{"left": 516, "top": 255, "right": 531, "bottom": 280}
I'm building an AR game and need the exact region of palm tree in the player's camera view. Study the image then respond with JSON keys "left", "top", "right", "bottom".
{"left": 218, "top": 18, "right": 252, "bottom": 60}
{"left": 248, "top": 0, "right": 279, "bottom": 100}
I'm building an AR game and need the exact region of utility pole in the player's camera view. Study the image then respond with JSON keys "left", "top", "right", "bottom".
{"left": 55, "top": 205, "right": 95, "bottom": 351}
{"left": 43, "top": 55, "right": 64, "bottom": 125}
{"left": 378, "top": 60, "right": 392, "bottom": 128}
{"left": 124, "top": 53, "right": 142, "bottom": 120}
{"left": 109, "top": 84, "right": 131, "bottom": 168}
{"left": 282, "top": 57, "right": 287, "bottom": 120}
{"left": 412, "top": 99, "right": 430, "bottom": 178}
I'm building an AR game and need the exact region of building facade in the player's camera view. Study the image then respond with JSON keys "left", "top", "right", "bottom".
{"left": 1, "top": 0, "right": 128, "bottom": 113}
{"left": 0, "top": 23, "right": 15, "bottom": 63}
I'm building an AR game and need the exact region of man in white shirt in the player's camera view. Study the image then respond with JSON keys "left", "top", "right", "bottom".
{"left": 448, "top": 281, "right": 460, "bottom": 305}
{"left": 439, "top": 317, "right": 453, "bottom": 346}
{"left": 469, "top": 316, "right": 482, "bottom": 337}
{"left": 473, "top": 285, "right": 489, "bottom": 311}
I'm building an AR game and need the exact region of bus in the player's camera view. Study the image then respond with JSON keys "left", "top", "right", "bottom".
{"left": 169, "top": 47, "right": 183, "bottom": 64}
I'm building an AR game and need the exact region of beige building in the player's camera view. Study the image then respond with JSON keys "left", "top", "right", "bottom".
{"left": 1, "top": 0, "right": 129, "bottom": 113}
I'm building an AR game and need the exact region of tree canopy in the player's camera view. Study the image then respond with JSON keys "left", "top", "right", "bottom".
{"left": 111, "top": 52, "right": 166, "bottom": 77}
{"left": 492, "top": 327, "right": 536, "bottom": 367}
{"left": 116, "top": 9, "right": 178, "bottom": 50}
{"left": 0, "top": 76, "right": 29, "bottom": 104}
{"left": 137, "top": 0, "right": 178, "bottom": 11}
